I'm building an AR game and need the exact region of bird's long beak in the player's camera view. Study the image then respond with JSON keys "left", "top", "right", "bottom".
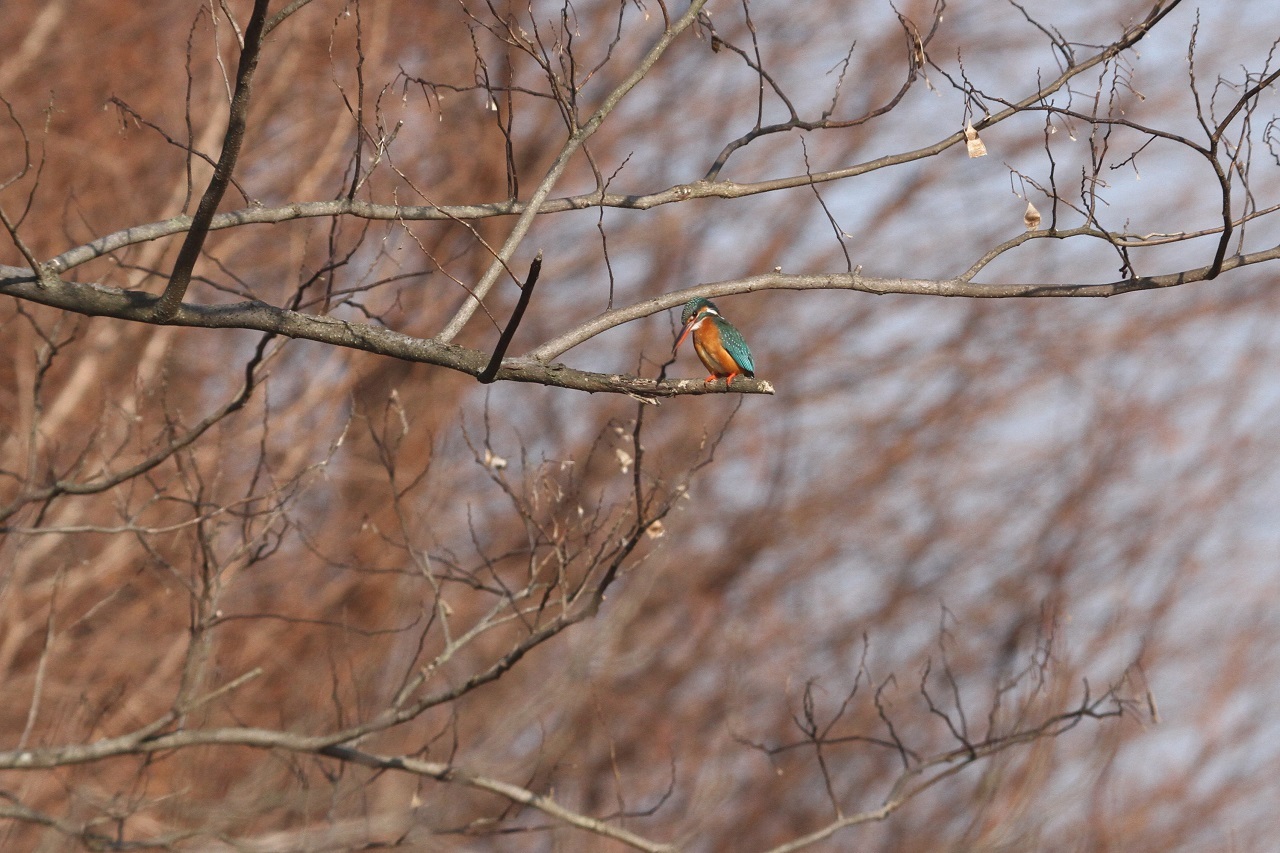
{"left": 674, "top": 319, "right": 696, "bottom": 355}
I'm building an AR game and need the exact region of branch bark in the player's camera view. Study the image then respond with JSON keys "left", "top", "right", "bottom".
{"left": 320, "top": 745, "right": 677, "bottom": 853}
{"left": 153, "top": 0, "right": 271, "bottom": 321}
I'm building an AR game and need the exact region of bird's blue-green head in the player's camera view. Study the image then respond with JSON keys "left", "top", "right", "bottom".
{"left": 675, "top": 297, "right": 721, "bottom": 355}
{"left": 680, "top": 297, "right": 717, "bottom": 327}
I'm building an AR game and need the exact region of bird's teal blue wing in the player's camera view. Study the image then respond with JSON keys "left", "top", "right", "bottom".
{"left": 717, "top": 320, "right": 755, "bottom": 375}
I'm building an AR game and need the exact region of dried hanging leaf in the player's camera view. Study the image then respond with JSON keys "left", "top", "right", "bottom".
{"left": 645, "top": 519, "right": 665, "bottom": 540}
{"left": 483, "top": 448, "right": 507, "bottom": 470}
{"left": 615, "top": 447, "right": 633, "bottom": 474}
{"left": 1024, "top": 201, "right": 1042, "bottom": 231}
{"left": 964, "top": 121, "right": 987, "bottom": 158}
{"left": 908, "top": 24, "right": 925, "bottom": 69}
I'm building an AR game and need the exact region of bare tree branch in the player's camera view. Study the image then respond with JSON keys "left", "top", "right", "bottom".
{"left": 154, "top": 0, "right": 271, "bottom": 321}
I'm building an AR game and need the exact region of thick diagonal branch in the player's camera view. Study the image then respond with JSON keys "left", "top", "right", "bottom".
{"left": 435, "top": 0, "right": 710, "bottom": 343}
{"left": 153, "top": 0, "right": 271, "bottom": 321}
{"left": 478, "top": 252, "right": 542, "bottom": 384}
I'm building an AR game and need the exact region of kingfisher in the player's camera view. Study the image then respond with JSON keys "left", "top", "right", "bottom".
{"left": 673, "top": 297, "right": 756, "bottom": 386}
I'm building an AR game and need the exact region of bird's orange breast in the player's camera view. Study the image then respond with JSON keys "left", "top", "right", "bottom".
{"left": 692, "top": 323, "right": 740, "bottom": 377}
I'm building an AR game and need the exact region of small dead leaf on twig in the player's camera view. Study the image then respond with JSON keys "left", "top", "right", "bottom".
{"left": 645, "top": 520, "right": 665, "bottom": 539}
{"left": 483, "top": 448, "right": 507, "bottom": 470}
{"left": 1024, "top": 201, "right": 1041, "bottom": 231}
{"left": 964, "top": 121, "right": 987, "bottom": 158}
{"left": 615, "top": 447, "right": 633, "bottom": 474}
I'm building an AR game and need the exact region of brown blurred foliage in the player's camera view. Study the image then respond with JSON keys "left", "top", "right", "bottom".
{"left": 3, "top": 0, "right": 1280, "bottom": 850}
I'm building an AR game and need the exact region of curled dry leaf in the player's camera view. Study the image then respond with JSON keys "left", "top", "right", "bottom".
{"left": 1024, "top": 201, "right": 1042, "bottom": 231}
{"left": 483, "top": 448, "right": 507, "bottom": 470}
{"left": 965, "top": 121, "right": 987, "bottom": 158}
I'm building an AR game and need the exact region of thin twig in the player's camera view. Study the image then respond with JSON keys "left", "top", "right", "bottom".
{"left": 479, "top": 252, "right": 543, "bottom": 383}
{"left": 435, "top": 0, "right": 711, "bottom": 343}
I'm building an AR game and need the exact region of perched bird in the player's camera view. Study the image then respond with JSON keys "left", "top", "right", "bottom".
{"left": 673, "top": 297, "right": 756, "bottom": 386}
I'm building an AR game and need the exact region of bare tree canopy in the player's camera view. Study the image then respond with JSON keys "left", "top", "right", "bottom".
{"left": 1, "top": 0, "right": 1279, "bottom": 849}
